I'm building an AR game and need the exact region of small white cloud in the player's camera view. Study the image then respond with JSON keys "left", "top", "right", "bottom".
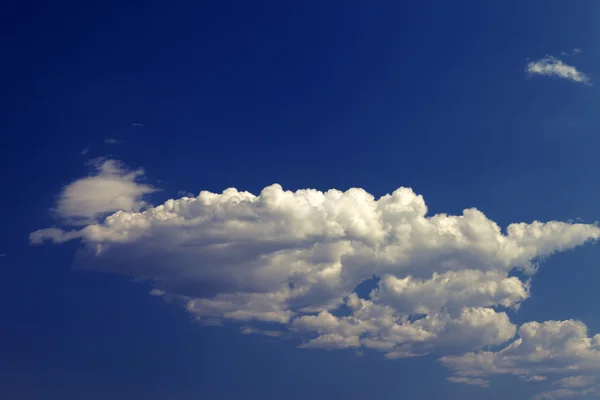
{"left": 241, "top": 326, "right": 283, "bottom": 337}
{"left": 526, "top": 56, "right": 590, "bottom": 85}
{"left": 131, "top": 122, "right": 144, "bottom": 128}
{"left": 522, "top": 375, "right": 548, "bottom": 382}
{"left": 149, "top": 288, "right": 166, "bottom": 296}
{"left": 49, "top": 158, "right": 156, "bottom": 223}
{"left": 104, "top": 138, "right": 122, "bottom": 144}
{"left": 561, "top": 48, "right": 582, "bottom": 57}
{"left": 80, "top": 148, "right": 89, "bottom": 155}
{"left": 447, "top": 376, "right": 490, "bottom": 388}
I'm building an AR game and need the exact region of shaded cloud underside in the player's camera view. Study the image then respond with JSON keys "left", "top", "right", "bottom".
{"left": 31, "top": 160, "right": 600, "bottom": 399}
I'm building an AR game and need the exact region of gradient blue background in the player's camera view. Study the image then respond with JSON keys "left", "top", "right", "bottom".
{"left": 2, "top": 1, "right": 600, "bottom": 398}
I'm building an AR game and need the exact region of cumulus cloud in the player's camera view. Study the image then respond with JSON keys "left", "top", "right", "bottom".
{"left": 441, "top": 319, "right": 600, "bottom": 398}
{"left": 372, "top": 270, "right": 530, "bottom": 315}
{"left": 30, "top": 167, "right": 600, "bottom": 398}
{"left": 526, "top": 56, "right": 590, "bottom": 85}
{"left": 47, "top": 159, "right": 156, "bottom": 224}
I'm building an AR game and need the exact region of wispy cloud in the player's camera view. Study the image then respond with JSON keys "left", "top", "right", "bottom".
{"left": 104, "top": 138, "right": 122, "bottom": 144}
{"left": 241, "top": 326, "right": 283, "bottom": 337}
{"left": 131, "top": 122, "right": 144, "bottom": 128}
{"left": 80, "top": 148, "right": 89, "bottom": 155}
{"left": 447, "top": 377, "right": 490, "bottom": 388}
{"left": 522, "top": 376, "right": 547, "bottom": 382}
{"left": 561, "top": 48, "right": 582, "bottom": 57}
{"left": 554, "top": 376, "right": 596, "bottom": 389}
{"left": 526, "top": 55, "right": 590, "bottom": 85}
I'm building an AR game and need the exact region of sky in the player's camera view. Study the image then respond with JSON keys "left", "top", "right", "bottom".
{"left": 3, "top": 1, "right": 600, "bottom": 399}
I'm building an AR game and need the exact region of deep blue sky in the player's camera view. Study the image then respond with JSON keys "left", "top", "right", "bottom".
{"left": 3, "top": 1, "right": 600, "bottom": 399}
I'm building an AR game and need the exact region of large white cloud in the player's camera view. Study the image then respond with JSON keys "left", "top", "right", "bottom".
{"left": 30, "top": 161, "right": 600, "bottom": 398}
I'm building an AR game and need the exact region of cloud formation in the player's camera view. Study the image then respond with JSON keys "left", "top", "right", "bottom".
{"left": 441, "top": 320, "right": 600, "bottom": 398}
{"left": 526, "top": 56, "right": 590, "bottom": 85}
{"left": 560, "top": 48, "right": 582, "bottom": 57}
{"left": 49, "top": 159, "right": 156, "bottom": 224}
{"left": 447, "top": 376, "right": 490, "bottom": 388}
{"left": 31, "top": 161, "right": 600, "bottom": 398}
{"left": 104, "top": 138, "right": 122, "bottom": 144}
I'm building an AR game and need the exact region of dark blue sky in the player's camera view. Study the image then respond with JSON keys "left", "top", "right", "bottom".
{"left": 3, "top": 1, "right": 600, "bottom": 399}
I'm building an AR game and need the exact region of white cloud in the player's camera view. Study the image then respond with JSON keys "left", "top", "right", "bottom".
{"left": 443, "top": 320, "right": 600, "bottom": 398}
{"left": 30, "top": 228, "right": 81, "bottom": 245}
{"left": 447, "top": 376, "right": 490, "bottom": 388}
{"left": 526, "top": 56, "right": 590, "bottom": 85}
{"left": 554, "top": 376, "right": 596, "bottom": 389}
{"left": 292, "top": 298, "right": 516, "bottom": 354}
{"left": 80, "top": 148, "right": 89, "bottom": 155}
{"left": 372, "top": 270, "right": 530, "bottom": 315}
{"left": 241, "top": 326, "right": 283, "bottom": 337}
{"left": 560, "top": 48, "right": 582, "bottom": 57}
{"left": 43, "top": 159, "right": 156, "bottom": 224}
{"left": 30, "top": 169, "right": 600, "bottom": 398}
{"left": 441, "top": 319, "right": 600, "bottom": 384}
{"left": 104, "top": 138, "right": 122, "bottom": 144}
{"left": 149, "top": 288, "right": 166, "bottom": 296}
{"left": 533, "top": 387, "right": 598, "bottom": 400}
{"left": 300, "top": 333, "right": 361, "bottom": 350}
{"left": 522, "top": 375, "right": 548, "bottom": 382}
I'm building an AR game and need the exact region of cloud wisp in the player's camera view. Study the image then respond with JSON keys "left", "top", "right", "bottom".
{"left": 30, "top": 160, "right": 600, "bottom": 398}
{"left": 526, "top": 56, "right": 591, "bottom": 85}
{"left": 560, "top": 48, "right": 582, "bottom": 57}
{"left": 104, "top": 138, "right": 122, "bottom": 144}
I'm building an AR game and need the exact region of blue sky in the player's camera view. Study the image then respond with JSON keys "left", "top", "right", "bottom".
{"left": 4, "top": 1, "right": 600, "bottom": 399}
